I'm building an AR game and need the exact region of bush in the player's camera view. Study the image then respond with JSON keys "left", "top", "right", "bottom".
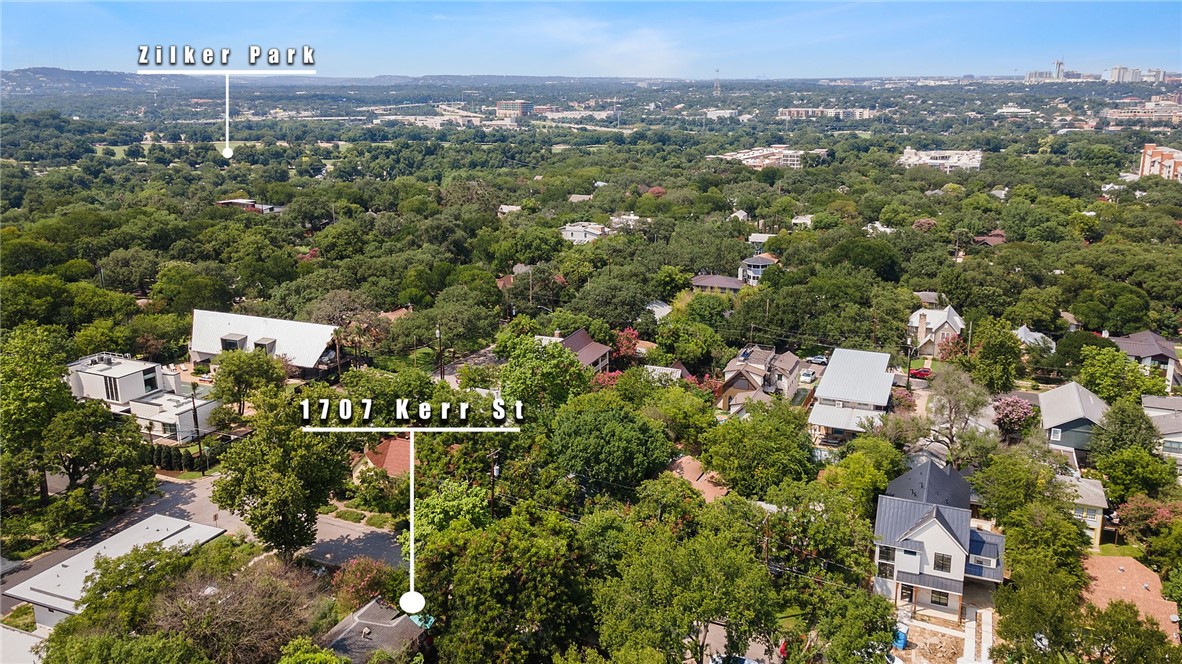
{"left": 2, "top": 604, "right": 35, "bottom": 632}
{"left": 365, "top": 513, "right": 393, "bottom": 529}
{"left": 335, "top": 509, "right": 365, "bottom": 523}
{"left": 331, "top": 557, "right": 400, "bottom": 612}
{"left": 317, "top": 504, "right": 338, "bottom": 515}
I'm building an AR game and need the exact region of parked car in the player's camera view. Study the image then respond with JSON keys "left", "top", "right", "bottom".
{"left": 806, "top": 355, "right": 828, "bottom": 365}
{"left": 800, "top": 369, "right": 818, "bottom": 384}
{"left": 909, "top": 367, "right": 932, "bottom": 379}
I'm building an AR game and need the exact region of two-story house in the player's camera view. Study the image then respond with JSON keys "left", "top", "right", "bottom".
{"left": 1039, "top": 382, "right": 1109, "bottom": 463}
{"left": 715, "top": 344, "right": 803, "bottom": 416}
{"left": 1143, "top": 396, "right": 1182, "bottom": 476}
{"left": 1060, "top": 475, "right": 1108, "bottom": 550}
{"left": 690, "top": 274, "right": 745, "bottom": 296}
{"left": 738, "top": 253, "right": 779, "bottom": 287}
{"left": 66, "top": 352, "right": 218, "bottom": 443}
{"left": 1110, "top": 330, "right": 1179, "bottom": 390}
{"left": 807, "top": 348, "right": 895, "bottom": 452}
{"left": 908, "top": 305, "right": 964, "bottom": 357}
{"left": 873, "top": 462, "right": 1005, "bottom": 621}
{"left": 558, "top": 222, "right": 610, "bottom": 245}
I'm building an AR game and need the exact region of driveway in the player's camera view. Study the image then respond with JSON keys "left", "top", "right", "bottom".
{"left": 1, "top": 475, "right": 400, "bottom": 613}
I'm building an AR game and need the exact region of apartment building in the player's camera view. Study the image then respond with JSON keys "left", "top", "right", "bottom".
{"left": 706, "top": 146, "right": 828, "bottom": 170}
{"left": 777, "top": 107, "right": 879, "bottom": 120}
{"left": 897, "top": 147, "right": 983, "bottom": 172}
{"left": 1139, "top": 144, "right": 1182, "bottom": 182}
{"left": 495, "top": 100, "right": 534, "bottom": 117}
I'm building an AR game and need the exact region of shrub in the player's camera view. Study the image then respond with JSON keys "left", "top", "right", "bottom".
{"left": 365, "top": 513, "right": 393, "bottom": 529}
{"left": 335, "top": 509, "right": 364, "bottom": 523}
{"left": 331, "top": 557, "right": 398, "bottom": 612}
{"left": 317, "top": 504, "right": 337, "bottom": 515}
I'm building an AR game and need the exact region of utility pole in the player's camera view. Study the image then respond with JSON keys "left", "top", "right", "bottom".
{"left": 435, "top": 326, "right": 444, "bottom": 381}
{"left": 190, "top": 381, "right": 206, "bottom": 475}
{"left": 488, "top": 449, "right": 500, "bottom": 512}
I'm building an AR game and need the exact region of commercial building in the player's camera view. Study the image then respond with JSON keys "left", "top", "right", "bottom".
{"left": 706, "top": 146, "right": 828, "bottom": 170}
{"left": 3, "top": 515, "right": 223, "bottom": 629}
{"left": 777, "top": 107, "right": 878, "bottom": 120}
{"left": 1102, "top": 103, "right": 1182, "bottom": 124}
{"left": 1109, "top": 66, "right": 1142, "bottom": 84}
{"left": 495, "top": 100, "right": 534, "bottom": 118}
{"left": 66, "top": 352, "right": 217, "bottom": 443}
{"left": 1139, "top": 144, "right": 1182, "bottom": 182}
{"left": 897, "top": 147, "right": 983, "bottom": 172}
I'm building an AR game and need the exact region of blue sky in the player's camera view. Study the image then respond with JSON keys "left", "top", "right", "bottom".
{"left": 2, "top": 2, "right": 1179, "bottom": 79}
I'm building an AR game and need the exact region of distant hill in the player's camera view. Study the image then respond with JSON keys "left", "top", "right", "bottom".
{"left": 1, "top": 67, "right": 658, "bottom": 96}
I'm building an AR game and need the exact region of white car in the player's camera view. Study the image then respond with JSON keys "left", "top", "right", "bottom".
{"left": 800, "top": 369, "right": 818, "bottom": 384}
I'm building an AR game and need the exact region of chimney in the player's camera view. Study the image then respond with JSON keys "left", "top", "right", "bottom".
{"left": 555, "top": 329, "right": 561, "bottom": 338}
{"left": 917, "top": 312, "right": 928, "bottom": 342}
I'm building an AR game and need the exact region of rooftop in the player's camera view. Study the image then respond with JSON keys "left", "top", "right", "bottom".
{"left": 691, "top": 274, "right": 745, "bottom": 290}
{"left": 885, "top": 461, "right": 972, "bottom": 509}
{"left": 1061, "top": 475, "right": 1108, "bottom": 509}
{"left": 322, "top": 598, "right": 424, "bottom": 664}
{"left": 67, "top": 353, "right": 158, "bottom": 379}
{"left": 1083, "top": 556, "right": 1180, "bottom": 640}
{"left": 668, "top": 455, "right": 728, "bottom": 502}
{"left": 191, "top": 310, "right": 338, "bottom": 369}
{"left": 813, "top": 348, "right": 894, "bottom": 407}
{"left": 1110, "top": 330, "right": 1178, "bottom": 361}
{"left": 3, "top": 515, "right": 223, "bottom": 615}
{"left": 1039, "top": 382, "right": 1109, "bottom": 430}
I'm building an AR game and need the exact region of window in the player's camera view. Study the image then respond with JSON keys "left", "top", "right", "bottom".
{"left": 1050, "top": 428, "right": 1062, "bottom": 442}
{"left": 877, "top": 562, "right": 895, "bottom": 579}
{"left": 930, "top": 590, "right": 950, "bottom": 607}
{"left": 1085, "top": 509, "right": 1098, "bottom": 519}
{"left": 1163, "top": 441, "right": 1182, "bottom": 454}
{"left": 142, "top": 367, "right": 158, "bottom": 393}
{"left": 103, "top": 375, "right": 119, "bottom": 402}
{"left": 879, "top": 546, "right": 895, "bottom": 563}
{"left": 900, "top": 585, "right": 914, "bottom": 603}
{"left": 1074, "top": 507, "right": 1085, "bottom": 517}
{"left": 934, "top": 553, "right": 952, "bottom": 573}
{"left": 904, "top": 550, "right": 918, "bottom": 557}
{"left": 163, "top": 423, "right": 178, "bottom": 437}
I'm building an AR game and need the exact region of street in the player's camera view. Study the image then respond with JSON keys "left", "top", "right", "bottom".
{"left": 1, "top": 475, "right": 403, "bottom": 613}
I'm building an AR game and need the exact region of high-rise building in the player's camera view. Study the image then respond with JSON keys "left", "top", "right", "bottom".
{"left": 1109, "top": 66, "right": 1142, "bottom": 84}
{"left": 494, "top": 100, "right": 534, "bottom": 118}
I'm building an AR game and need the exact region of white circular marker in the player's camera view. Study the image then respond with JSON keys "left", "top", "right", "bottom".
{"left": 399, "top": 590, "right": 425, "bottom": 615}
{"left": 221, "top": 147, "right": 234, "bottom": 159}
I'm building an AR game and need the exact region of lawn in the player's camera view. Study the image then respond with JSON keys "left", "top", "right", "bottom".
{"left": 1098, "top": 543, "right": 1144, "bottom": 558}
{"left": 375, "top": 348, "right": 438, "bottom": 373}
{"left": 178, "top": 463, "right": 223, "bottom": 480}
{"left": 2, "top": 604, "right": 35, "bottom": 632}
{"left": 909, "top": 358, "right": 928, "bottom": 369}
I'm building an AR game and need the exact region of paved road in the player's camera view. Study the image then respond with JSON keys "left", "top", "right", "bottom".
{"left": 2, "top": 476, "right": 402, "bottom": 613}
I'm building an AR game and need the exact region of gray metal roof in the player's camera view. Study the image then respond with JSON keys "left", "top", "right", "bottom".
{"left": 886, "top": 461, "right": 972, "bottom": 509}
{"left": 896, "top": 570, "right": 964, "bottom": 595}
{"left": 874, "top": 496, "right": 971, "bottom": 552}
{"left": 191, "top": 310, "right": 337, "bottom": 369}
{"left": 1151, "top": 412, "right": 1182, "bottom": 437}
{"left": 1060, "top": 475, "right": 1108, "bottom": 509}
{"left": 1143, "top": 395, "right": 1182, "bottom": 413}
{"left": 1039, "top": 382, "right": 1109, "bottom": 430}
{"left": 323, "top": 598, "right": 424, "bottom": 664}
{"left": 813, "top": 348, "right": 894, "bottom": 407}
{"left": 1110, "top": 330, "right": 1177, "bottom": 361}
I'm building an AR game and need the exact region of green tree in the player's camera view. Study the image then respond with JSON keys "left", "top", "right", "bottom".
{"left": 812, "top": 591, "right": 895, "bottom": 664}
{"left": 968, "top": 447, "right": 1070, "bottom": 525}
{"left": 1077, "top": 345, "right": 1167, "bottom": 404}
{"left": 550, "top": 402, "right": 672, "bottom": 498}
{"left": 1003, "top": 502, "right": 1089, "bottom": 581}
{"left": 211, "top": 349, "right": 286, "bottom": 415}
{"left": 816, "top": 452, "right": 889, "bottom": 517}
{"left": 992, "top": 555, "right": 1083, "bottom": 662}
{"left": 39, "top": 633, "right": 211, "bottom": 664}
{"left": 653, "top": 265, "right": 691, "bottom": 302}
{"left": 150, "top": 262, "right": 233, "bottom": 313}
{"left": 42, "top": 400, "right": 155, "bottom": 511}
{"left": 212, "top": 384, "right": 353, "bottom": 560}
{"left": 276, "top": 637, "right": 349, "bottom": 664}
{"left": 701, "top": 401, "right": 814, "bottom": 500}
{"left": 400, "top": 478, "right": 490, "bottom": 551}
{"left": 1093, "top": 446, "right": 1176, "bottom": 505}
{"left": 1090, "top": 399, "right": 1163, "bottom": 458}
{"left": 968, "top": 316, "right": 1023, "bottom": 393}
{"left": 73, "top": 319, "right": 133, "bottom": 356}
{"left": 499, "top": 339, "right": 592, "bottom": 416}
{"left": 927, "top": 366, "right": 990, "bottom": 467}
{"left": 1078, "top": 600, "right": 1182, "bottom": 664}
{"left": 597, "top": 526, "right": 777, "bottom": 664}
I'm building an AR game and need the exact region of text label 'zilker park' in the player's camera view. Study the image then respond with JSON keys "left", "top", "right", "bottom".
{"left": 301, "top": 398, "right": 525, "bottom": 425}
{"left": 138, "top": 45, "right": 315, "bottom": 67}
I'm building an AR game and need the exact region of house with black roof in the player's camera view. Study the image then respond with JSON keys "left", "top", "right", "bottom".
{"left": 872, "top": 461, "right": 1004, "bottom": 621}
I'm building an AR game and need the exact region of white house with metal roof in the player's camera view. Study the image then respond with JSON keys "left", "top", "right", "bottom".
{"left": 873, "top": 462, "right": 1004, "bottom": 621}
{"left": 807, "top": 348, "right": 895, "bottom": 450}
{"left": 1013, "top": 324, "right": 1056, "bottom": 353}
{"left": 3, "top": 515, "right": 223, "bottom": 630}
{"left": 190, "top": 310, "right": 339, "bottom": 378}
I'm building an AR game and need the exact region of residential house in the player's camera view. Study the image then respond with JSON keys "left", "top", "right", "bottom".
{"left": 873, "top": 462, "right": 1005, "bottom": 621}
{"left": 748, "top": 233, "right": 774, "bottom": 251}
{"left": 321, "top": 598, "right": 425, "bottom": 664}
{"left": 559, "top": 222, "right": 610, "bottom": 244}
{"left": 807, "top": 348, "right": 895, "bottom": 451}
{"left": 738, "top": 253, "right": 779, "bottom": 287}
{"left": 644, "top": 365, "right": 685, "bottom": 382}
{"left": 3, "top": 515, "right": 223, "bottom": 629}
{"left": 496, "top": 204, "right": 522, "bottom": 218}
{"left": 646, "top": 301, "right": 673, "bottom": 321}
{"left": 535, "top": 328, "right": 610, "bottom": 372}
{"left": 913, "top": 291, "right": 942, "bottom": 309}
{"left": 190, "top": 310, "right": 340, "bottom": 379}
{"left": 1109, "top": 330, "right": 1179, "bottom": 389}
{"left": 715, "top": 344, "right": 803, "bottom": 415}
{"left": 908, "top": 305, "right": 965, "bottom": 356}
{"left": 790, "top": 214, "right": 814, "bottom": 229}
{"left": 567, "top": 194, "right": 594, "bottom": 203}
{"left": 66, "top": 352, "right": 218, "bottom": 443}
{"left": 351, "top": 435, "right": 412, "bottom": 482}
{"left": 1039, "top": 382, "right": 1109, "bottom": 459}
{"left": 1014, "top": 324, "right": 1056, "bottom": 353}
{"left": 1060, "top": 311, "right": 1081, "bottom": 332}
{"left": 730, "top": 209, "right": 750, "bottom": 222}
{"left": 215, "top": 198, "right": 280, "bottom": 214}
{"left": 690, "top": 274, "right": 745, "bottom": 296}
{"left": 1061, "top": 475, "right": 1108, "bottom": 550}
{"left": 1143, "top": 396, "right": 1182, "bottom": 475}
{"left": 973, "top": 229, "right": 1007, "bottom": 247}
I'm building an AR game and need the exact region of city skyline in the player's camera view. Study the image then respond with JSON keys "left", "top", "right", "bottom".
{"left": 2, "top": 2, "right": 1180, "bottom": 79}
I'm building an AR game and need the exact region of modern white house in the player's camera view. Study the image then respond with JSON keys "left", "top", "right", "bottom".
{"left": 3, "top": 515, "right": 223, "bottom": 630}
{"left": 873, "top": 462, "right": 1005, "bottom": 621}
{"left": 65, "top": 352, "right": 218, "bottom": 443}
{"left": 738, "top": 253, "right": 779, "bottom": 287}
{"left": 807, "top": 348, "right": 895, "bottom": 451}
{"left": 558, "top": 222, "right": 610, "bottom": 245}
{"left": 908, "top": 305, "right": 964, "bottom": 356}
{"left": 190, "top": 310, "right": 339, "bottom": 379}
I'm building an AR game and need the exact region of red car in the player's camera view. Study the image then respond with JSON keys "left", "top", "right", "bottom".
{"left": 909, "top": 368, "right": 933, "bottom": 379}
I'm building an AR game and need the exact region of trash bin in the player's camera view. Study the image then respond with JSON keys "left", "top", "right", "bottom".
{"left": 893, "top": 623, "right": 909, "bottom": 650}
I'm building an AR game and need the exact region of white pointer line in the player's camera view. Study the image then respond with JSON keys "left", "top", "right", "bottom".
{"left": 137, "top": 69, "right": 317, "bottom": 76}
{"left": 302, "top": 426, "right": 522, "bottom": 433}
{"left": 409, "top": 431, "right": 416, "bottom": 594}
